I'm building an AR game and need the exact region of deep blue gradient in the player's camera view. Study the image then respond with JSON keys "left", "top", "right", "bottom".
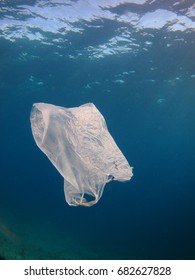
{"left": 0, "top": 0, "right": 195, "bottom": 260}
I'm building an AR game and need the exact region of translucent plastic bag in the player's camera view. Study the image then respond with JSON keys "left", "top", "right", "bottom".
{"left": 30, "top": 103, "right": 133, "bottom": 206}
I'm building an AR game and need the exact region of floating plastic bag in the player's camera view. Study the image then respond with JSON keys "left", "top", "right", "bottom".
{"left": 30, "top": 103, "right": 133, "bottom": 206}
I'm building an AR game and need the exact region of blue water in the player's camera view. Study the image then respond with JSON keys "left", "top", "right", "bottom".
{"left": 0, "top": 0, "right": 195, "bottom": 260}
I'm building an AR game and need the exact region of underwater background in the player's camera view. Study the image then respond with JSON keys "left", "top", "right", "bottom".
{"left": 0, "top": 0, "right": 195, "bottom": 260}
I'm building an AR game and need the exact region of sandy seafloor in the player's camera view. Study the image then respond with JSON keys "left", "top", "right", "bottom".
{"left": 0, "top": 0, "right": 195, "bottom": 260}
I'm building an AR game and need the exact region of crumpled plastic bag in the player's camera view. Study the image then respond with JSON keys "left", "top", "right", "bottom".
{"left": 30, "top": 103, "right": 133, "bottom": 206}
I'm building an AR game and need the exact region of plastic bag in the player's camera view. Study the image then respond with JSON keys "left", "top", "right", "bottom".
{"left": 30, "top": 103, "right": 133, "bottom": 206}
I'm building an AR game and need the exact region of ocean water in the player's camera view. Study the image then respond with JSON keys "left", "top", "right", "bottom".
{"left": 0, "top": 0, "right": 195, "bottom": 260}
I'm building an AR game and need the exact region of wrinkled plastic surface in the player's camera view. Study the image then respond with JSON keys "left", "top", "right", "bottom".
{"left": 30, "top": 103, "right": 133, "bottom": 206}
